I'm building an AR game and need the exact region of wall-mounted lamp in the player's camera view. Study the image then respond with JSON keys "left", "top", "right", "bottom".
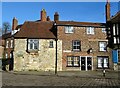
{"left": 87, "top": 48, "right": 93, "bottom": 54}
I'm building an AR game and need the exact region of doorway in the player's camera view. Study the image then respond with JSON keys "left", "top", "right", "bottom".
{"left": 80, "top": 56, "right": 92, "bottom": 71}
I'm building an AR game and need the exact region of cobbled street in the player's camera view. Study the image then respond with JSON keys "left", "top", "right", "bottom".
{"left": 1, "top": 71, "right": 120, "bottom": 88}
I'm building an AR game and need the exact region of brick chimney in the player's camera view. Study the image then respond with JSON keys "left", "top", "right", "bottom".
{"left": 47, "top": 16, "right": 50, "bottom": 21}
{"left": 54, "top": 12, "right": 59, "bottom": 21}
{"left": 41, "top": 9, "right": 47, "bottom": 21}
{"left": 105, "top": 0, "right": 110, "bottom": 21}
{"left": 12, "top": 17, "right": 18, "bottom": 30}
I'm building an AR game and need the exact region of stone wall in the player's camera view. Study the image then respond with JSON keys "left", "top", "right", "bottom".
{"left": 14, "top": 39, "right": 62, "bottom": 71}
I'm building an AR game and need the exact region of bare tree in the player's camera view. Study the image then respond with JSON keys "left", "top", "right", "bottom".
{"left": 2, "top": 22, "right": 11, "bottom": 34}
{"left": 0, "top": 27, "right": 2, "bottom": 36}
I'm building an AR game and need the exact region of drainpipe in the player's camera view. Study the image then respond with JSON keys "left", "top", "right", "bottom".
{"left": 55, "top": 38, "right": 58, "bottom": 75}
{"left": 54, "top": 22, "right": 58, "bottom": 75}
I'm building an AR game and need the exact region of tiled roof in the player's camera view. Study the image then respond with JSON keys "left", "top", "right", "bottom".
{"left": 14, "top": 21, "right": 56, "bottom": 39}
{"left": 110, "top": 11, "right": 120, "bottom": 23}
{"left": 1, "top": 32, "right": 11, "bottom": 39}
{"left": 56, "top": 21, "right": 106, "bottom": 27}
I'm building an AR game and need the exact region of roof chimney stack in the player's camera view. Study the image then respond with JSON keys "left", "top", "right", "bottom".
{"left": 47, "top": 16, "right": 50, "bottom": 21}
{"left": 41, "top": 9, "right": 47, "bottom": 21}
{"left": 54, "top": 12, "right": 59, "bottom": 21}
{"left": 12, "top": 17, "right": 18, "bottom": 30}
{"left": 105, "top": 0, "right": 110, "bottom": 21}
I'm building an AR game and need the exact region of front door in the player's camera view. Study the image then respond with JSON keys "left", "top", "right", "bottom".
{"left": 87, "top": 57, "right": 92, "bottom": 70}
{"left": 80, "top": 56, "right": 92, "bottom": 71}
{"left": 81, "top": 57, "right": 86, "bottom": 70}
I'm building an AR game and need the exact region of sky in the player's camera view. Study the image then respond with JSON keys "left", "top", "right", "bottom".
{"left": 1, "top": 1, "right": 119, "bottom": 29}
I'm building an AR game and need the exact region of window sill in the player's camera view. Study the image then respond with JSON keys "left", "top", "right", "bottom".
{"left": 49, "top": 47, "right": 54, "bottom": 48}
{"left": 97, "top": 67, "right": 109, "bottom": 69}
{"left": 66, "top": 66, "right": 80, "bottom": 67}
{"left": 72, "top": 50, "right": 81, "bottom": 52}
{"left": 26, "top": 49, "right": 39, "bottom": 53}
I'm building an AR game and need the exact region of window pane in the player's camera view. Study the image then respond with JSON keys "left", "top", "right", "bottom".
{"left": 73, "top": 57, "right": 79, "bottom": 66}
{"left": 73, "top": 41, "right": 80, "bottom": 51}
{"left": 67, "top": 57, "right": 73, "bottom": 66}
{"left": 65, "top": 26, "right": 74, "bottom": 33}
{"left": 28, "top": 39, "right": 39, "bottom": 50}
{"left": 49, "top": 41, "right": 53, "bottom": 48}
{"left": 99, "top": 42, "right": 107, "bottom": 51}
{"left": 113, "top": 24, "right": 116, "bottom": 35}
{"left": 87, "top": 27, "right": 94, "bottom": 34}
{"left": 30, "top": 43, "right": 33, "bottom": 49}
{"left": 34, "top": 43, "right": 38, "bottom": 49}
{"left": 10, "top": 40, "right": 13, "bottom": 48}
{"left": 104, "top": 58, "right": 108, "bottom": 68}
{"left": 102, "top": 28, "right": 106, "bottom": 33}
{"left": 98, "top": 57, "right": 102, "bottom": 68}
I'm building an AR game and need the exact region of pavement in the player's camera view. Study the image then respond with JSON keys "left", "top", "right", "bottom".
{"left": 1, "top": 70, "right": 120, "bottom": 87}
{"left": 7, "top": 70, "right": 120, "bottom": 79}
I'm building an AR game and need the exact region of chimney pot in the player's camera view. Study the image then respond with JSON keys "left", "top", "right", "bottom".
{"left": 47, "top": 16, "right": 50, "bottom": 21}
{"left": 54, "top": 12, "right": 59, "bottom": 21}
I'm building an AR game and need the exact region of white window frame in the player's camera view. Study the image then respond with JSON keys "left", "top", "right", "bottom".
{"left": 99, "top": 41, "right": 107, "bottom": 52}
{"left": 67, "top": 56, "right": 79, "bottom": 67}
{"left": 97, "top": 56, "right": 109, "bottom": 68}
{"left": 116, "top": 23, "right": 119, "bottom": 35}
{"left": 102, "top": 28, "right": 106, "bottom": 33}
{"left": 86, "top": 27, "right": 94, "bottom": 35}
{"left": 10, "top": 40, "right": 13, "bottom": 48}
{"left": 113, "top": 37, "right": 117, "bottom": 44}
{"left": 113, "top": 24, "right": 116, "bottom": 36}
{"left": 6, "top": 40, "right": 9, "bottom": 48}
{"left": 72, "top": 40, "right": 81, "bottom": 51}
{"left": 28, "top": 39, "right": 39, "bottom": 51}
{"left": 65, "top": 26, "right": 74, "bottom": 33}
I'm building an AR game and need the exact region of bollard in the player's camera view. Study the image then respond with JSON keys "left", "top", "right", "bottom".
{"left": 103, "top": 69, "right": 105, "bottom": 77}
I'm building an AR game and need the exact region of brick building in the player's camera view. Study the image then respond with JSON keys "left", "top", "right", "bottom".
{"left": 54, "top": 21, "right": 112, "bottom": 71}
{"left": 2, "top": 2, "right": 114, "bottom": 71}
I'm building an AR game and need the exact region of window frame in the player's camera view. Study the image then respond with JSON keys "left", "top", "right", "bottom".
{"left": 97, "top": 56, "right": 109, "bottom": 69}
{"left": 27, "top": 39, "right": 39, "bottom": 52}
{"left": 72, "top": 40, "right": 81, "bottom": 52}
{"left": 86, "top": 27, "right": 95, "bottom": 35}
{"left": 49, "top": 41, "right": 54, "bottom": 48}
{"left": 67, "top": 56, "right": 80, "bottom": 67}
{"left": 102, "top": 28, "right": 106, "bottom": 33}
{"left": 64, "top": 26, "right": 74, "bottom": 34}
{"left": 99, "top": 41, "right": 107, "bottom": 52}
{"left": 10, "top": 40, "right": 13, "bottom": 48}
{"left": 6, "top": 40, "right": 9, "bottom": 48}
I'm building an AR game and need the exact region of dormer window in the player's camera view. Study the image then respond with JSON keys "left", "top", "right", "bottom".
{"left": 65, "top": 26, "right": 74, "bottom": 33}
{"left": 27, "top": 39, "right": 39, "bottom": 51}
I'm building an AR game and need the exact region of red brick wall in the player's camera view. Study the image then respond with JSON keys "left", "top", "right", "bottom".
{"left": 57, "top": 26, "right": 112, "bottom": 71}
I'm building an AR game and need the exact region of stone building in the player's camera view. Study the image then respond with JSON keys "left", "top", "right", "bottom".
{"left": 12, "top": 9, "right": 62, "bottom": 71}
